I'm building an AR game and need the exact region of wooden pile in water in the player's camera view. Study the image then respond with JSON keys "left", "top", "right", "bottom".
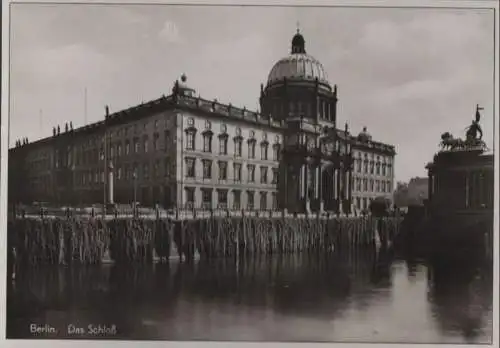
{"left": 9, "top": 215, "right": 402, "bottom": 265}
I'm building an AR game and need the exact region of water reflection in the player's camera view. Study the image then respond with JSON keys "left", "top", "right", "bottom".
{"left": 7, "top": 248, "right": 492, "bottom": 343}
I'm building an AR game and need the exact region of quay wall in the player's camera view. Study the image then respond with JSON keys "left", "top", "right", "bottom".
{"left": 8, "top": 213, "right": 402, "bottom": 266}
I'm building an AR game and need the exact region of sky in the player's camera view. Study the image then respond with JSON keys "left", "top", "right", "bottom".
{"left": 9, "top": 4, "right": 495, "bottom": 182}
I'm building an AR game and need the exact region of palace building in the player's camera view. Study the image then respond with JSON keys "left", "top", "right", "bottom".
{"left": 9, "top": 29, "right": 396, "bottom": 213}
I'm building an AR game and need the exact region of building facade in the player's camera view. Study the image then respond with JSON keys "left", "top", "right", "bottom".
{"left": 9, "top": 29, "right": 396, "bottom": 213}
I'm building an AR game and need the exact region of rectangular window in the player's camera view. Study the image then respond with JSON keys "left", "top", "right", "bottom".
{"left": 164, "top": 130, "right": 170, "bottom": 151}
{"left": 247, "top": 190, "right": 255, "bottom": 210}
{"left": 370, "top": 179, "right": 374, "bottom": 192}
{"left": 370, "top": 161, "right": 374, "bottom": 174}
{"left": 154, "top": 160, "right": 160, "bottom": 177}
{"left": 143, "top": 163, "right": 149, "bottom": 179}
{"left": 260, "top": 191, "right": 267, "bottom": 210}
{"left": 272, "top": 192, "right": 278, "bottom": 210}
{"left": 218, "top": 161, "right": 228, "bottom": 180}
{"left": 117, "top": 167, "right": 122, "bottom": 180}
{"left": 363, "top": 179, "right": 368, "bottom": 191}
{"left": 186, "top": 132, "right": 195, "bottom": 150}
{"left": 134, "top": 138, "right": 140, "bottom": 153}
{"left": 272, "top": 168, "right": 278, "bottom": 184}
{"left": 185, "top": 158, "right": 195, "bottom": 178}
{"left": 203, "top": 135, "right": 212, "bottom": 153}
{"left": 234, "top": 163, "right": 242, "bottom": 182}
{"left": 117, "top": 143, "right": 122, "bottom": 157}
{"left": 185, "top": 187, "right": 195, "bottom": 207}
{"left": 219, "top": 138, "right": 228, "bottom": 155}
{"left": 248, "top": 141, "right": 256, "bottom": 159}
{"left": 203, "top": 159, "right": 212, "bottom": 179}
{"left": 153, "top": 134, "right": 159, "bottom": 151}
{"left": 217, "top": 189, "right": 228, "bottom": 208}
{"left": 234, "top": 139, "right": 242, "bottom": 157}
{"left": 247, "top": 164, "right": 255, "bottom": 183}
{"left": 125, "top": 141, "right": 130, "bottom": 155}
{"left": 273, "top": 144, "right": 280, "bottom": 161}
{"left": 144, "top": 136, "right": 149, "bottom": 153}
{"left": 260, "top": 166, "right": 268, "bottom": 184}
{"left": 201, "top": 188, "right": 212, "bottom": 209}
{"left": 261, "top": 144, "right": 268, "bottom": 160}
{"left": 233, "top": 190, "right": 241, "bottom": 210}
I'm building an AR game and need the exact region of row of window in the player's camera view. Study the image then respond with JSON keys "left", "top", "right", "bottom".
{"left": 185, "top": 157, "right": 278, "bottom": 184}
{"left": 269, "top": 99, "right": 334, "bottom": 122}
{"left": 184, "top": 187, "right": 278, "bottom": 211}
{"left": 107, "top": 118, "right": 171, "bottom": 140}
{"left": 185, "top": 131, "right": 281, "bottom": 160}
{"left": 354, "top": 158, "right": 392, "bottom": 176}
{"left": 52, "top": 130, "right": 173, "bottom": 169}
{"left": 353, "top": 177, "right": 392, "bottom": 193}
{"left": 74, "top": 159, "right": 174, "bottom": 186}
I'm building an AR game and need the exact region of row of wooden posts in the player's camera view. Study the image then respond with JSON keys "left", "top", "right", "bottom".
{"left": 8, "top": 215, "right": 402, "bottom": 266}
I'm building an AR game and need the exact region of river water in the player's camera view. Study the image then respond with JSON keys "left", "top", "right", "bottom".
{"left": 6, "top": 249, "right": 493, "bottom": 344}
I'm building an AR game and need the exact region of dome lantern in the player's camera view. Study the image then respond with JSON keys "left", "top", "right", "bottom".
{"left": 291, "top": 28, "right": 306, "bottom": 54}
{"left": 172, "top": 73, "right": 196, "bottom": 97}
{"left": 358, "top": 126, "right": 372, "bottom": 142}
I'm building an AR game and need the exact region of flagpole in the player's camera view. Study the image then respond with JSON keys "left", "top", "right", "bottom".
{"left": 84, "top": 87, "right": 88, "bottom": 126}
{"left": 103, "top": 105, "right": 109, "bottom": 216}
{"left": 39, "top": 109, "right": 43, "bottom": 136}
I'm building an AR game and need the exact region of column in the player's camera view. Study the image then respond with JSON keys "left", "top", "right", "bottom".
{"left": 306, "top": 164, "right": 313, "bottom": 212}
{"left": 347, "top": 170, "right": 352, "bottom": 214}
{"left": 299, "top": 164, "right": 305, "bottom": 199}
{"left": 108, "top": 162, "right": 114, "bottom": 205}
{"left": 336, "top": 168, "right": 341, "bottom": 213}
{"left": 315, "top": 165, "right": 320, "bottom": 199}
{"left": 319, "top": 166, "right": 324, "bottom": 212}
{"left": 428, "top": 173, "right": 433, "bottom": 201}
{"left": 332, "top": 168, "right": 337, "bottom": 212}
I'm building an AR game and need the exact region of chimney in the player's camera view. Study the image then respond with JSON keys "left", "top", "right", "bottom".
{"left": 70, "top": 121, "right": 73, "bottom": 131}
{"left": 57, "top": 125, "right": 60, "bottom": 135}
{"left": 65, "top": 123, "right": 69, "bottom": 132}
{"left": 53, "top": 127, "right": 56, "bottom": 136}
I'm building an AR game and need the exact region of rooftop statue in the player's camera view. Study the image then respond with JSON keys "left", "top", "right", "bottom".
{"left": 440, "top": 105, "right": 487, "bottom": 152}
{"left": 465, "top": 104, "right": 484, "bottom": 145}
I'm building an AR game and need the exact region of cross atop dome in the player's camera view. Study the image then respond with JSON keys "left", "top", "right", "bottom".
{"left": 291, "top": 26, "right": 306, "bottom": 54}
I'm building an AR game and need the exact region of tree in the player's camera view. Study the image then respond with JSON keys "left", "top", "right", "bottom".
{"left": 370, "top": 196, "right": 391, "bottom": 217}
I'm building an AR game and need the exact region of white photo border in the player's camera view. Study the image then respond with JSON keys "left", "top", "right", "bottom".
{"left": 1, "top": 1, "right": 498, "bottom": 348}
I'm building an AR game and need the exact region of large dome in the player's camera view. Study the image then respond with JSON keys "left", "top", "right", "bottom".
{"left": 267, "top": 30, "right": 329, "bottom": 86}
